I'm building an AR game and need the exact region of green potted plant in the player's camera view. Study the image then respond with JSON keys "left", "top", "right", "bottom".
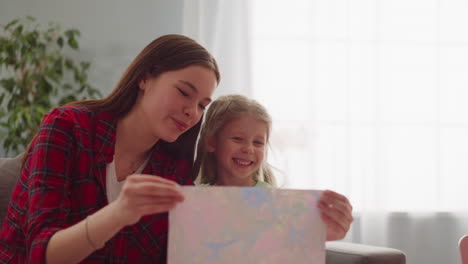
{"left": 0, "top": 16, "right": 101, "bottom": 155}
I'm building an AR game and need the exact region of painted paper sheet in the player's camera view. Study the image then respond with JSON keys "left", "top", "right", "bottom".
{"left": 168, "top": 186, "right": 326, "bottom": 264}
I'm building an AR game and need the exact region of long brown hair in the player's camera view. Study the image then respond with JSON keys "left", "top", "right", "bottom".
{"left": 24, "top": 34, "right": 220, "bottom": 164}
{"left": 193, "top": 94, "right": 276, "bottom": 186}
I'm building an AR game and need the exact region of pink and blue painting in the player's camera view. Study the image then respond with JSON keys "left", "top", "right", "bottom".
{"left": 168, "top": 186, "right": 326, "bottom": 264}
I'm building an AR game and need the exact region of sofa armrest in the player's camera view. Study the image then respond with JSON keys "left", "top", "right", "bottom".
{"left": 326, "top": 241, "right": 406, "bottom": 264}
{"left": 0, "top": 154, "right": 23, "bottom": 223}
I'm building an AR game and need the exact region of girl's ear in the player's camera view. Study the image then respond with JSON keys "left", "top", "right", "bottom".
{"left": 138, "top": 78, "right": 147, "bottom": 91}
{"left": 205, "top": 136, "right": 216, "bottom": 152}
{"left": 138, "top": 73, "right": 151, "bottom": 91}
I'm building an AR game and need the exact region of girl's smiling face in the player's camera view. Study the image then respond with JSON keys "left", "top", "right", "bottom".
{"left": 207, "top": 115, "right": 268, "bottom": 186}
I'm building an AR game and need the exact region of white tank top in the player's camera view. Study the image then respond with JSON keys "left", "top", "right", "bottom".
{"left": 106, "top": 157, "right": 149, "bottom": 203}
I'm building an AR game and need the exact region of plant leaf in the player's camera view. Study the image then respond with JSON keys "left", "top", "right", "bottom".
{"left": 57, "top": 36, "right": 64, "bottom": 48}
{"left": 4, "top": 19, "right": 19, "bottom": 30}
{"left": 68, "top": 37, "right": 78, "bottom": 49}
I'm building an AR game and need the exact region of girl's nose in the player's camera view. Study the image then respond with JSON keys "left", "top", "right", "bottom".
{"left": 241, "top": 143, "right": 254, "bottom": 153}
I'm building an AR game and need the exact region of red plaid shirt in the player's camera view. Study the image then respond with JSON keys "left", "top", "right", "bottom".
{"left": 0, "top": 106, "right": 193, "bottom": 263}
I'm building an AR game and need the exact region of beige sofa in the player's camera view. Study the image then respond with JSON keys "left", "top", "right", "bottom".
{"left": 0, "top": 155, "right": 405, "bottom": 264}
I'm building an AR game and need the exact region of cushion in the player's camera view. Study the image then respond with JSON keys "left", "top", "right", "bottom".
{"left": 0, "top": 154, "right": 23, "bottom": 222}
{"left": 326, "top": 241, "right": 406, "bottom": 264}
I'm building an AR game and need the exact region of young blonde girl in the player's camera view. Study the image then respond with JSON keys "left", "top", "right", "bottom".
{"left": 193, "top": 94, "right": 354, "bottom": 241}
{"left": 194, "top": 94, "right": 274, "bottom": 187}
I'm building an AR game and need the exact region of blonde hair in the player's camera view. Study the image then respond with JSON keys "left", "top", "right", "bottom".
{"left": 192, "top": 94, "right": 276, "bottom": 186}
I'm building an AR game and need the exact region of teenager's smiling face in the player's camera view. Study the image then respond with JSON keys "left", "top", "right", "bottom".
{"left": 137, "top": 65, "right": 217, "bottom": 142}
{"left": 208, "top": 115, "right": 268, "bottom": 186}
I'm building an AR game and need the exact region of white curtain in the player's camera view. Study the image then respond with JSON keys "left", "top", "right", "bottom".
{"left": 183, "top": 0, "right": 468, "bottom": 263}
{"left": 182, "top": 0, "right": 253, "bottom": 97}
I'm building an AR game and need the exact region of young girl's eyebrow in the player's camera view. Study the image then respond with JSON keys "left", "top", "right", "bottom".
{"left": 177, "top": 80, "right": 212, "bottom": 103}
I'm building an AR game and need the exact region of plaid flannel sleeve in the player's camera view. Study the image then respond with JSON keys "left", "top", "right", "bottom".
{"left": 23, "top": 108, "right": 78, "bottom": 263}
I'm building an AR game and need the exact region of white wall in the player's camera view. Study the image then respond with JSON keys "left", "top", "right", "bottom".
{"left": 0, "top": 0, "right": 185, "bottom": 95}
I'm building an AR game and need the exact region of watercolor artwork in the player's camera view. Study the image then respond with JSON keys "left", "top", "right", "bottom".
{"left": 168, "top": 186, "right": 326, "bottom": 264}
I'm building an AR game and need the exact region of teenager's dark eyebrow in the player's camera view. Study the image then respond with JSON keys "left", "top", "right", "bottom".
{"left": 178, "top": 80, "right": 212, "bottom": 103}
{"left": 178, "top": 80, "right": 198, "bottom": 93}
